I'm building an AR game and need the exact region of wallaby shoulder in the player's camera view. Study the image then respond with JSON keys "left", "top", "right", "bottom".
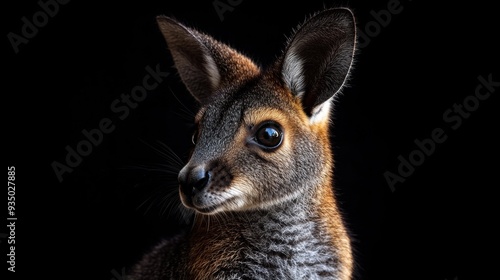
{"left": 130, "top": 233, "right": 188, "bottom": 280}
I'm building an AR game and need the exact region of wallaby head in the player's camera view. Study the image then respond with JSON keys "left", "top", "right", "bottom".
{"left": 129, "top": 8, "right": 359, "bottom": 280}
{"left": 157, "top": 8, "right": 356, "bottom": 217}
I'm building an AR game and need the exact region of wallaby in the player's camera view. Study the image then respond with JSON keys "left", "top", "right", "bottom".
{"left": 131, "top": 7, "right": 357, "bottom": 280}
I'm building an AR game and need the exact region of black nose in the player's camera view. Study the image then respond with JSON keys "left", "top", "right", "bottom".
{"left": 178, "top": 166, "right": 210, "bottom": 196}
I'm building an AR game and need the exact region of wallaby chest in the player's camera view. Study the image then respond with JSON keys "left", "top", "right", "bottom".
{"left": 185, "top": 208, "right": 340, "bottom": 279}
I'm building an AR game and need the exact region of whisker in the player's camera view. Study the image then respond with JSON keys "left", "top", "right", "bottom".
{"left": 168, "top": 86, "right": 196, "bottom": 121}
{"left": 137, "top": 139, "right": 185, "bottom": 169}
{"left": 118, "top": 164, "right": 179, "bottom": 177}
{"left": 116, "top": 139, "right": 193, "bottom": 224}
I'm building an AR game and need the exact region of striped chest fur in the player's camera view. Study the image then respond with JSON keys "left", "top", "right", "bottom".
{"left": 185, "top": 201, "right": 346, "bottom": 279}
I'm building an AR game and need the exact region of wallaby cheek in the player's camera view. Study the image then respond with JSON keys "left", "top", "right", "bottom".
{"left": 292, "top": 134, "right": 327, "bottom": 189}
{"left": 246, "top": 152, "right": 298, "bottom": 204}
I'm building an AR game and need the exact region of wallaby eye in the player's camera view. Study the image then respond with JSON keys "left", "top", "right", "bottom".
{"left": 255, "top": 122, "right": 283, "bottom": 150}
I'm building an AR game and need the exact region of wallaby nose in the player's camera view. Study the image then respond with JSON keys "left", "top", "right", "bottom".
{"left": 178, "top": 165, "right": 210, "bottom": 197}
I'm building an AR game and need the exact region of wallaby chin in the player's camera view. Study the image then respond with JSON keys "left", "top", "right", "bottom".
{"left": 131, "top": 7, "right": 356, "bottom": 280}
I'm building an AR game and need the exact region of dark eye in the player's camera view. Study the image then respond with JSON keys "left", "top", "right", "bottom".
{"left": 255, "top": 122, "right": 283, "bottom": 150}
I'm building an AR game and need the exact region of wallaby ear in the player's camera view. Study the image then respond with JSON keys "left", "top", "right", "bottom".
{"left": 280, "top": 8, "right": 356, "bottom": 122}
{"left": 156, "top": 16, "right": 260, "bottom": 104}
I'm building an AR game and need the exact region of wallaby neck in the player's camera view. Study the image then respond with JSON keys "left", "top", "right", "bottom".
{"left": 187, "top": 185, "right": 352, "bottom": 280}
{"left": 192, "top": 187, "right": 326, "bottom": 234}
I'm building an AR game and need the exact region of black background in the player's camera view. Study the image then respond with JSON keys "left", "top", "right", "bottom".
{"left": 4, "top": 0, "right": 498, "bottom": 279}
